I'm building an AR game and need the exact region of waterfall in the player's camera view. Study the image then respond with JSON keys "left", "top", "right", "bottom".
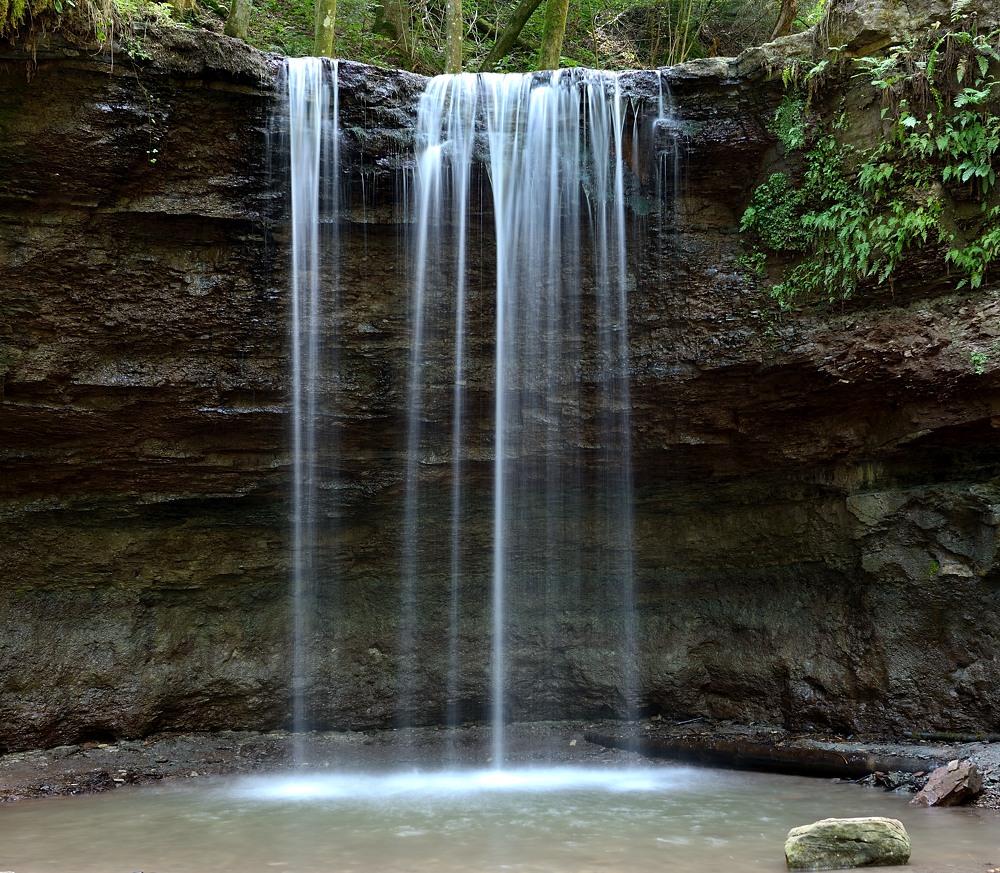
{"left": 653, "top": 73, "right": 685, "bottom": 268}
{"left": 409, "top": 70, "right": 639, "bottom": 766}
{"left": 284, "top": 62, "right": 652, "bottom": 763}
{"left": 401, "top": 73, "right": 480, "bottom": 741}
{"left": 284, "top": 56, "right": 341, "bottom": 758}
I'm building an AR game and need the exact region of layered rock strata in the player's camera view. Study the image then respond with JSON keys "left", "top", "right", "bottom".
{"left": 1, "top": 2, "right": 998, "bottom": 751}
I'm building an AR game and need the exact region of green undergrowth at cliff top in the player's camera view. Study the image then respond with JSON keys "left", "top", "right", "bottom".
{"left": 0, "top": 0, "right": 85, "bottom": 37}
{"left": 1, "top": 0, "right": 187, "bottom": 53}
{"left": 741, "top": 22, "right": 1000, "bottom": 308}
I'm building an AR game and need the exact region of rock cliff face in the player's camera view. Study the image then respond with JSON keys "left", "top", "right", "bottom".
{"left": 1, "top": 3, "right": 999, "bottom": 752}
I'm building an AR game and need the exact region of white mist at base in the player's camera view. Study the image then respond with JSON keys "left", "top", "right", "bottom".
{"left": 227, "top": 765, "right": 697, "bottom": 802}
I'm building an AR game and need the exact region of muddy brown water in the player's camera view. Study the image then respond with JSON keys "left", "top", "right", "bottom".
{"left": 0, "top": 764, "right": 997, "bottom": 873}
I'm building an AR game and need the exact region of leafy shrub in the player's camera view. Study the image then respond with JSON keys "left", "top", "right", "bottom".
{"left": 741, "top": 23, "right": 1000, "bottom": 307}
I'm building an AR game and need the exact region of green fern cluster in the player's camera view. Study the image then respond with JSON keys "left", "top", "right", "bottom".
{"left": 742, "top": 24, "right": 1000, "bottom": 308}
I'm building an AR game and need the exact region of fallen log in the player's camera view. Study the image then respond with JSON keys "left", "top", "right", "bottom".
{"left": 584, "top": 732, "right": 938, "bottom": 780}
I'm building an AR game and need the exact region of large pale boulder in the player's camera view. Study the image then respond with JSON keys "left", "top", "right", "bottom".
{"left": 826, "top": 0, "right": 1000, "bottom": 55}
{"left": 784, "top": 817, "right": 910, "bottom": 870}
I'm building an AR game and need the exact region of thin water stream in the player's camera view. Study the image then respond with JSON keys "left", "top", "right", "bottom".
{"left": 284, "top": 57, "right": 341, "bottom": 753}
{"left": 1, "top": 766, "right": 996, "bottom": 872}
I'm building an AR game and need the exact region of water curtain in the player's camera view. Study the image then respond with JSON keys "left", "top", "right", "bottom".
{"left": 287, "top": 61, "right": 645, "bottom": 763}
{"left": 406, "top": 69, "right": 638, "bottom": 765}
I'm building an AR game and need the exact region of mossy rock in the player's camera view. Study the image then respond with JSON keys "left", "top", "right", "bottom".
{"left": 784, "top": 816, "right": 911, "bottom": 870}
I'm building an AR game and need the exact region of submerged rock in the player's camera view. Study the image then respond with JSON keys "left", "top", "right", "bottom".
{"left": 784, "top": 817, "right": 911, "bottom": 870}
{"left": 910, "top": 759, "right": 983, "bottom": 807}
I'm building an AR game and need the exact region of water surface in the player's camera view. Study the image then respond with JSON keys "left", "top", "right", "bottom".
{"left": 1, "top": 765, "right": 996, "bottom": 872}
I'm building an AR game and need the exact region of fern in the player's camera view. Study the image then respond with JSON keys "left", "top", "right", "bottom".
{"left": 742, "top": 25, "right": 1000, "bottom": 307}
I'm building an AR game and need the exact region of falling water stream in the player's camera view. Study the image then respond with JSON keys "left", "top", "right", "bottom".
{"left": 284, "top": 58, "right": 343, "bottom": 757}
{"left": 288, "top": 59, "right": 647, "bottom": 757}
{"left": 402, "top": 68, "right": 642, "bottom": 764}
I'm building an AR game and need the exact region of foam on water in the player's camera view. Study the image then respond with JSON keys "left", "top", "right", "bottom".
{"left": 227, "top": 765, "right": 701, "bottom": 802}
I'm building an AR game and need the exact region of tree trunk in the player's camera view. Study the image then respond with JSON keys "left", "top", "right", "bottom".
{"left": 314, "top": 0, "right": 336, "bottom": 56}
{"left": 223, "top": 0, "right": 250, "bottom": 39}
{"left": 770, "top": 0, "right": 797, "bottom": 40}
{"left": 473, "top": 15, "right": 534, "bottom": 53}
{"left": 536, "top": 0, "right": 569, "bottom": 70}
{"left": 444, "top": 0, "right": 463, "bottom": 72}
{"left": 478, "top": 0, "right": 544, "bottom": 72}
{"left": 375, "top": 0, "right": 417, "bottom": 68}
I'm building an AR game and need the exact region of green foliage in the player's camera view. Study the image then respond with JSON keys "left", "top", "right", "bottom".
{"left": 246, "top": 0, "right": 314, "bottom": 55}
{"left": 0, "top": 0, "right": 184, "bottom": 56}
{"left": 622, "top": 0, "right": 713, "bottom": 67}
{"left": 0, "top": 0, "right": 63, "bottom": 36}
{"left": 946, "top": 207, "right": 1000, "bottom": 289}
{"left": 737, "top": 246, "right": 767, "bottom": 277}
{"left": 3, "top": 0, "right": 831, "bottom": 76}
{"left": 246, "top": 0, "right": 464, "bottom": 66}
{"left": 115, "top": 0, "right": 171, "bottom": 21}
{"left": 937, "top": 96, "right": 1000, "bottom": 194}
{"left": 800, "top": 0, "right": 826, "bottom": 28}
{"left": 741, "top": 24, "right": 1000, "bottom": 308}
{"left": 770, "top": 144, "right": 943, "bottom": 305}
{"left": 590, "top": 0, "right": 827, "bottom": 70}
{"left": 970, "top": 349, "right": 988, "bottom": 374}
{"left": 240, "top": 0, "right": 831, "bottom": 73}
{"left": 740, "top": 171, "right": 806, "bottom": 251}
{"left": 770, "top": 93, "right": 808, "bottom": 151}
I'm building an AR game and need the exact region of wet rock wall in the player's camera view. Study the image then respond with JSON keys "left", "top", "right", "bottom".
{"left": 1, "top": 16, "right": 999, "bottom": 751}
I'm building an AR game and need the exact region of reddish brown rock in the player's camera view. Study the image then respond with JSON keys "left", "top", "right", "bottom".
{"left": 911, "top": 760, "right": 984, "bottom": 807}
